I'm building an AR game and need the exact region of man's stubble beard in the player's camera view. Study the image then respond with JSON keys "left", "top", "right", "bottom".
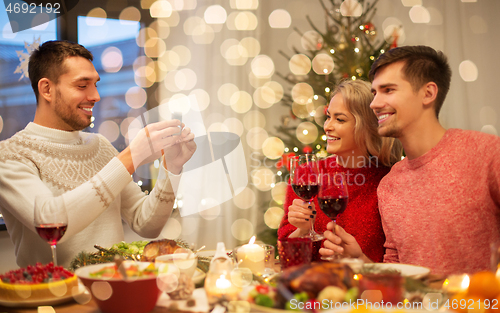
{"left": 54, "top": 89, "right": 91, "bottom": 131}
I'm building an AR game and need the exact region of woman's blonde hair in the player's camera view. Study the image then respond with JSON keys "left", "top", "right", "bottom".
{"left": 331, "top": 79, "right": 403, "bottom": 167}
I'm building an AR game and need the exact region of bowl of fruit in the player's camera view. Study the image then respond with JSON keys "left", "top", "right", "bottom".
{"left": 75, "top": 261, "right": 166, "bottom": 313}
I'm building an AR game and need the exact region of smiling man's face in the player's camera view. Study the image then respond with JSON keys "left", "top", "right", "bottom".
{"left": 51, "top": 56, "right": 100, "bottom": 131}
{"left": 370, "top": 61, "right": 425, "bottom": 139}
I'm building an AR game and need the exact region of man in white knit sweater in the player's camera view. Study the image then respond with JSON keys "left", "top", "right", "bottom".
{"left": 0, "top": 40, "right": 197, "bottom": 268}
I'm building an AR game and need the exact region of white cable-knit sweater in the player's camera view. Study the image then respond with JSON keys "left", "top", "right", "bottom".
{"left": 0, "top": 122, "right": 179, "bottom": 268}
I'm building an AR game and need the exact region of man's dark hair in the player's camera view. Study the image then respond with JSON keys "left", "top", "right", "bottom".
{"left": 28, "top": 40, "right": 93, "bottom": 101}
{"left": 368, "top": 45, "right": 451, "bottom": 117}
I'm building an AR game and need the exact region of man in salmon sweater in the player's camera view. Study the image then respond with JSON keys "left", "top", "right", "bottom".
{"left": 320, "top": 45, "right": 500, "bottom": 276}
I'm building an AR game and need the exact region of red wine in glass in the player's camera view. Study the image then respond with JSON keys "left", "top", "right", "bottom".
{"left": 35, "top": 223, "right": 68, "bottom": 246}
{"left": 291, "top": 184, "right": 319, "bottom": 201}
{"left": 289, "top": 154, "right": 323, "bottom": 241}
{"left": 34, "top": 195, "right": 68, "bottom": 266}
{"left": 318, "top": 171, "right": 349, "bottom": 261}
{"left": 317, "top": 197, "right": 348, "bottom": 220}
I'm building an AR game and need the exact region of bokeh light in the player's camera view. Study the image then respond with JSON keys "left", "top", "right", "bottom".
{"left": 481, "top": 125, "right": 498, "bottom": 136}
{"left": 401, "top": 0, "right": 421, "bottom": 6}
{"left": 230, "top": 91, "right": 253, "bottom": 114}
{"left": 289, "top": 54, "right": 311, "bottom": 76}
{"left": 150, "top": 0, "right": 173, "bottom": 18}
{"left": 136, "top": 27, "right": 158, "bottom": 48}
{"left": 292, "top": 101, "right": 315, "bottom": 119}
{"left": 189, "top": 89, "right": 210, "bottom": 111}
{"left": 264, "top": 207, "right": 284, "bottom": 229}
{"left": 271, "top": 182, "right": 287, "bottom": 205}
{"left": 125, "top": 86, "right": 147, "bottom": 109}
{"left": 120, "top": 117, "right": 136, "bottom": 140}
{"left": 150, "top": 20, "right": 170, "bottom": 39}
{"left": 291, "top": 83, "right": 314, "bottom": 105}
{"left": 87, "top": 8, "right": 107, "bottom": 23}
{"left": 383, "top": 17, "right": 405, "bottom": 45}
{"left": 301, "top": 31, "right": 322, "bottom": 51}
{"left": 409, "top": 5, "right": 430, "bottom": 23}
{"left": 243, "top": 110, "right": 266, "bottom": 130}
{"left": 223, "top": 118, "right": 244, "bottom": 137}
{"left": 459, "top": 60, "right": 478, "bottom": 82}
{"left": 262, "top": 137, "right": 285, "bottom": 160}
{"left": 120, "top": 6, "right": 141, "bottom": 23}
{"left": 269, "top": 9, "right": 291, "bottom": 28}
{"left": 98, "top": 120, "right": 120, "bottom": 143}
{"left": 469, "top": 15, "right": 488, "bottom": 34}
{"left": 296, "top": 122, "right": 319, "bottom": 144}
{"left": 218, "top": 83, "right": 239, "bottom": 106}
{"left": 171, "top": 45, "right": 191, "bottom": 66}
{"left": 199, "top": 201, "right": 221, "bottom": 221}
{"left": 251, "top": 167, "right": 275, "bottom": 191}
{"left": 253, "top": 86, "right": 276, "bottom": 109}
{"left": 231, "top": 0, "right": 259, "bottom": 10}
{"left": 101, "top": 47, "right": 123, "bottom": 73}
{"left": 231, "top": 219, "right": 254, "bottom": 241}
{"left": 239, "top": 37, "right": 260, "bottom": 57}
{"left": 144, "top": 37, "right": 167, "bottom": 58}
{"left": 246, "top": 127, "right": 268, "bottom": 150}
{"left": 312, "top": 53, "right": 334, "bottom": 75}
{"left": 204, "top": 5, "right": 227, "bottom": 24}
{"left": 251, "top": 55, "right": 274, "bottom": 78}
{"left": 161, "top": 218, "right": 182, "bottom": 239}
{"left": 340, "top": 0, "right": 362, "bottom": 17}
{"left": 233, "top": 187, "right": 256, "bottom": 209}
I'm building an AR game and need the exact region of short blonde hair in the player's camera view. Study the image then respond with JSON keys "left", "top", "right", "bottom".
{"left": 331, "top": 79, "right": 402, "bottom": 167}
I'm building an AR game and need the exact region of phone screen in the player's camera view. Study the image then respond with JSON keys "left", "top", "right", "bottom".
{"left": 172, "top": 112, "right": 182, "bottom": 135}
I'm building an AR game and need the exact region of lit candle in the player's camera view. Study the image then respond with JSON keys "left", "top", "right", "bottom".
{"left": 236, "top": 236, "right": 265, "bottom": 274}
{"left": 205, "top": 274, "right": 239, "bottom": 304}
{"left": 443, "top": 274, "right": 470, "bottom": 294}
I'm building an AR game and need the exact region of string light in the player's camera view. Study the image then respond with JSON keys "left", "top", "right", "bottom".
{"left": 293, "top": 147, "right": 298, "bottom": 152}
{"left": 330, "top": 49, "right": 335, "bottom": 54}
{"left": 284, "top": 147, "right": 289, "bottom": 152}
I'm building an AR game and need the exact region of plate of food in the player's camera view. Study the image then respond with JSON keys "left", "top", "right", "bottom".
{"left": 0, "top": 262, "right": 84, "bottom": 308}
{"left": 365, "top": 263, "right": 431, "bottom": 279}
{"left": 245, "top": 262, "right": 358, "bottom": 312}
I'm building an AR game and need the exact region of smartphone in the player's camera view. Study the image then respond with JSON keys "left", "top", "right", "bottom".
{"left": 172, "top": 112, "right": 182, "bottom": 135}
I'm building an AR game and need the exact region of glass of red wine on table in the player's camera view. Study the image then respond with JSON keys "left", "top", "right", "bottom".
{"left": 318, "top": 171, "right": 349, "bottom": 261}
{"left": 34, "top": 195, "right": 68, "bottom": 266}
{"left": 289, "top": 154, "right": 323, "bottom": 244}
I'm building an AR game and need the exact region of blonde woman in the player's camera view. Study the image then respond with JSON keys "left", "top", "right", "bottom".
{"left": 278, "top": 79, "right": 402, "bottom": 262}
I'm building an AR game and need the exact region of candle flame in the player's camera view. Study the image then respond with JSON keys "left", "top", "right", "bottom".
{"left": 461, "top": 275, "right": 470, "bottom": 289}
{"left": 248, "top": 236, "right": 256, "bottom": 245}
{"left": 216, "top": 274, "right": 232, "bottom": 289}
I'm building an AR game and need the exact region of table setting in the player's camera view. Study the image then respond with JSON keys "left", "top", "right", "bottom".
{"left": 1, "top": 234, "right": 499, "bottom": 313}
{"left": 0, "top": 158, "right": 499, "bottom": 313}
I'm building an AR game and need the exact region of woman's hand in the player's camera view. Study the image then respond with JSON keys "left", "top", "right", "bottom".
{"left": 319, "top": 221, "right": 370, "bottom": 262}
{"left": 287, "top": 198, "right": 316, "bottom": 237}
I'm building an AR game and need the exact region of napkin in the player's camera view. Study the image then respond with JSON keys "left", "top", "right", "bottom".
{"left": 157, "top": 288, "right": 210, "bottom": 312}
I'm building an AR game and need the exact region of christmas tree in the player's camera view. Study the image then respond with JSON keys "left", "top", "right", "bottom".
{"left": 258, "top": 0, "right": 396, "bottom": 245}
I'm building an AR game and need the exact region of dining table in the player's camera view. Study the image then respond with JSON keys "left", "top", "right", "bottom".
{"left": 0, "top": 288, "right": 211, "bottom": 313}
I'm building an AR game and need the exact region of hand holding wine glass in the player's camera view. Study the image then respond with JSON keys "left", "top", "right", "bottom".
{"left": 289, "top": 154, "right": 323, "bottom": 241}
{"left": 318, "top": 171, "right": 349, "bottom": 261}
{"left": 34, "top": 195, "right": 68, "bottom": 266}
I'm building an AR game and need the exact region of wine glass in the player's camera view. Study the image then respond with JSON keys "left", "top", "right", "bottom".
{"left": 289, "top": 154, "right": 323, "bottom": 241}
{"left": 317, "top": 171, "right": 349, "bottom": 261}
{"left": 34, "top": 195, "right": 68, "bottom": 266}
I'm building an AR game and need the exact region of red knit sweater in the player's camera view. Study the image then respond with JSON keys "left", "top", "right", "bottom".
{"left": 379, "top": 129, "right": 500, "bottom": 275}
{"left": 278, "top": 157, "right": 390, "bottom": 262}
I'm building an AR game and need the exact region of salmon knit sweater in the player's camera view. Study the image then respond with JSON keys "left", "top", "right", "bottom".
{"left": 379, "top": 128, "right": 500, "bottom": 275}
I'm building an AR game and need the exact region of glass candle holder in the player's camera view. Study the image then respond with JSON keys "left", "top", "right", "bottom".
{"left": 358, "top": 273, "right": 404, "bottom": 305}
{"left": 277, "top": 237, "right": 312, "bottom": 270}
{"left": 233, "top": 244, "right": 275, "bottom": 275}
